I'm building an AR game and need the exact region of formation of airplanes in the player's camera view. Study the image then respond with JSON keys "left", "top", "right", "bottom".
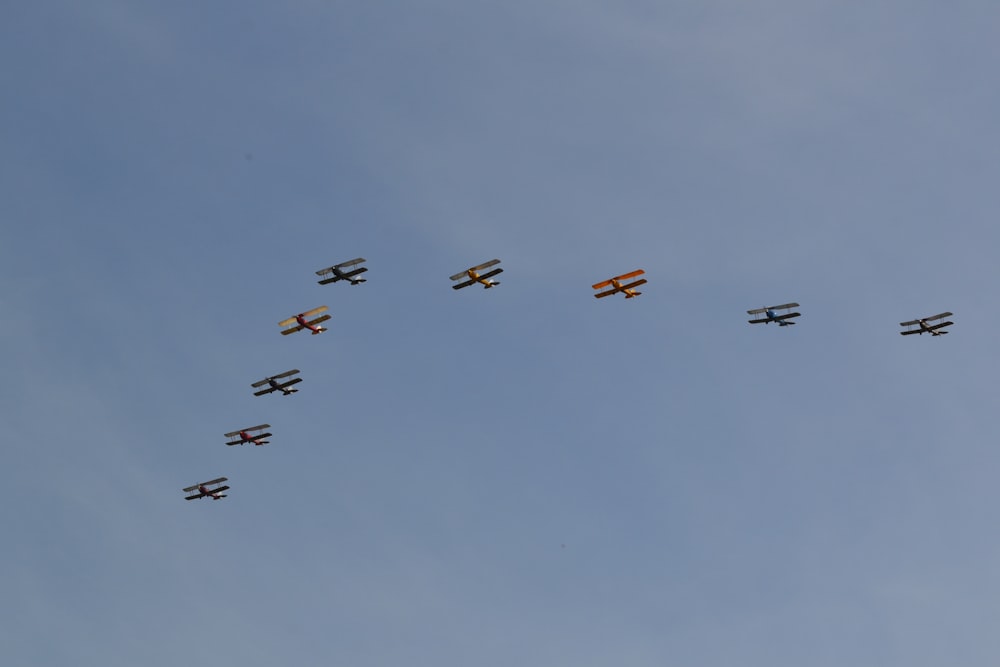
{"left": 187, "top": 256, "right": 953, "bottom": 501}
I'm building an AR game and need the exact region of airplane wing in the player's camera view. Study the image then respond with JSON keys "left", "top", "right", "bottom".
{"left": 452, "top": 279, "right": 476, "bottom": 290}
{"left": 470, "top": 259, "right": 501, "bottom": 272}
{"left": 278, "top": 316, "right": 298, "bottom": 327}
{"left": 246, "top": 424, "right": 271, "bottom": 432}
{"left": 271, "top": 369, "right": 300, "bottom": 380}
{"left": 300, "top": 305, "right": 328, "bottom": 318}
{"left": 748, "top": 317, "right": 770, "bottom": 324}
{"left": 478, "top": 268, "right": 503, "bottom": 280}
{"left": 899, "top": 319, "right": 921, "bottom": 327}
{"left": 770, "top": 302, "right": 800, "bottom": 310}
{"left": 277, "top": 378, "right": 302, "bottom": 389}
{"left": 307, "top": 314, "right": 331, "bottom": 326}
{"left": 612, "top": 269, "right": 644, "bottom": 282}
{"left": 620, "top": 278, "right": 647, "bottom": 290}
{"left": 594, "top": 288, "right": 618, "bottom": 298}
{"left": 341, "top": 267, "right": 368, "bottom": 278}
{"left": 927, "top": 321, "right": 953, "bottom": 331}
{"left": 185, "top": 491, "right": 207, "bottom": 500}
{"left": 250, "top": 378, "right": 271, "bottom": 388}
{"left": 592, "top": 279, "right": 614, "bottom": 290}
{"left": 747, "top": 307, "right": 768, "bottom": 315}
{"left": 900, "top": 329, "right": 922, "bottom": 336}
{"left": 771, "top": 312, "right": 800, "bottom": 321}
{"left": 253, "top": 386, "right": 278, "bottom": 396}
{"left": 335, "top": 257, "right": 366, "bottom": 269}
{"left": 280, "top": 325, "right": 305, "bottom": 335}
{"left": 317, "top": 276, "right": 340, "bottom": 285}
{"left": 925, "top": 312, "right": 953, "bottom": 322}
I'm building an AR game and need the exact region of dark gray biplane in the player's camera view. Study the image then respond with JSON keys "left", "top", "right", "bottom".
{"left": 748, "top": 302, "right": 801, "bottom": 326}
{"left": 184, "top": 477, "right": 229, "bottom": 500}
{"left": 316, "top": 258, "right": 368, "bottom": 285}
{"left": 225, "top": 424, "right": 272, "bottom": 446}
{"left": 900, "top": 312, "right": 953, "bottom": 336}
{"left": 252, "top": 369, "right": 301, "bottom": 397}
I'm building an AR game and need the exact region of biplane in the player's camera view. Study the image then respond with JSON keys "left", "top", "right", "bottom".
{"left": 747, "top": 303, "right": 801, "bottom": 326}
{"left": 316, "top": 258, "right": 368, "bottom": 285}
{"left": 279, "top": 306, "right": 330, "bottom": 335}
{"left": 225, "top": 424, "right": 272, "bottom": 446}
{"left": 184, "top": 477, "right": 229, "bottom": 501}
{"left": 593, "top": 270, "right": 646, "bottom": 299}
{"left": 900, "top": 312, "right": 953, "bottom": 336}
{"left": 451, "top": 259, "right": 503, "bottom": 290}
{"left": 252, "top": 369, "right": 301, "bottom": 396}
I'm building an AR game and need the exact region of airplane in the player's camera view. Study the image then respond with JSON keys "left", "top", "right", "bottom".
{"left": 279, "top": 306, "right": 330, "bottom": 335}
{"left": 316, "top": 258, "right": 368, "bottom": 285}
{"left": 183, "top": 477, "right": 229, "bottom": 500}
{"left": 747, "top": 302, "right": 801, "bottom": 326}
{"left": 251, "top": 369, "right": 301, "bottom": 397}
{"left": 225, "top": 424, "right": 272, "bottom": 446}
{"left": 593, "top": 270, "right": 646, "bottom": 299}
{"left": 451, "top": 259, "right": 503, "bottom": 290}
{"left": 900, "top": 312, "right": 953, "bottom": 336}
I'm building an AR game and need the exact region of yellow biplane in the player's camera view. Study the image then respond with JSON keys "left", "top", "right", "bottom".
{"left": 450, "top": 259, "right": 503, "bottom": 290}
{"left": 592, "top": 270, "right": 646, "bottom": 299}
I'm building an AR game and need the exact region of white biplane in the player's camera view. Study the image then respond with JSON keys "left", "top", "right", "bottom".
{"left": 900, "top": 312, "right": 953, "bottom": 336}
{"left": 451, "top": 259, "right": 503, "bottom": 290}
{"left": 316, "top": 258, "right": 367, "bottom": 285}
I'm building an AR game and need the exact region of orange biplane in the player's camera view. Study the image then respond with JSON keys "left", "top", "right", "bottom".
{"left": 593, "top": 270, "right": 646, "bottom": 299}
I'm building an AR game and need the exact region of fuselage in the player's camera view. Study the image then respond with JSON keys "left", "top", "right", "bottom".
{"left": 295, "top": 314, "right": 325, "bottom": 334}
{"left": 468, "top": 269, "right": 498, "bottom": 288}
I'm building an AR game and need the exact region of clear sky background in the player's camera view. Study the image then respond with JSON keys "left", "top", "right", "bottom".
{"left": 4, "top": 2, "right": 1000, "bottom": 665}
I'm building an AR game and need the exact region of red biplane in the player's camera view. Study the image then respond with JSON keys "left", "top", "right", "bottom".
{"left": 593, "top": 270, "right": 646, "bottom": 299}
{"left": 225, "top": 424, "right": 272, "bottom": 446}
{"left": 279, "top": 306, "right": 329, "bottom": 335}
{"left": 183, "top": 477, "right": 229, "bottom": 500}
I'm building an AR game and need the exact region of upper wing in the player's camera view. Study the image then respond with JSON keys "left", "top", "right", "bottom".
{"left": 335, "top": 257, "right": 366, "bottom": 269}
{"left": 470, "top": 258, "right": 500, "bottom": 272}
{"left": 769, "top": 302, "right": 800, "bottom": 310}
{"left": 300, "top": 305, "right": 328, "bottom": 318}
{"left": 592, "top": 279, "right": 614, "bottom": 290}
{"left": 271, "top": 369, "right": 300, "bottom": 380}
{"left": 278, "top": 316, "right": 298, "bottom": 327}
{"left": 612, "top": 269, "right": 644, "bottom": 282}
{"left": 924, "top": 312, "right": 953, "bottom": 322}
{"left": 747, "top": 307, "right": 768, "bottom": 315}
{"left": 899, "top": 319, "right": 921, "bottom": 327}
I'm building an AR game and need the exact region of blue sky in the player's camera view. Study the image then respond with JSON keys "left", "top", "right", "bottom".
{"left": 4, "top": 2, "right": 1000, "bottom": 665}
